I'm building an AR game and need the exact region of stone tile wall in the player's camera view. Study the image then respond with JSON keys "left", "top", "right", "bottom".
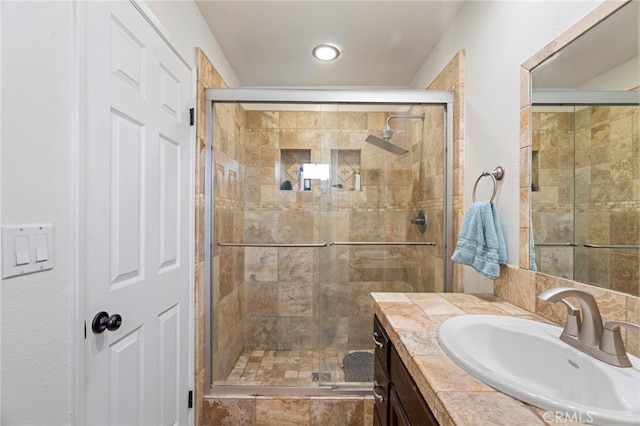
{"left": 203, "top": 396, "right": 374, "bottom": 426}
{"left": 241, "top": 107, "right": 443, "bottom": 354}
{"left": 196, "top": 48, "right": 247, "bottom": 425}
{"left": 407, "top": 105, "right": 446, "bottom": 293}
{"left": 211, "top": 100, "right": 248, "bottom": 380}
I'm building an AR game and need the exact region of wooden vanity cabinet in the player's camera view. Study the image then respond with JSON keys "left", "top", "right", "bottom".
{"left": 373, "top": 315, "right": 439, "bottom": 426}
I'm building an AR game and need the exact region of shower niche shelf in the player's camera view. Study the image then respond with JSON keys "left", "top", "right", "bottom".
{"left": 280, "top": 149, "right": 311, "bottom": 191}
{"left": 280, "top": 149, "right": 362, "bottom": 191}
{"left": 331, "top": 149, "right": 361, "bottom": 191}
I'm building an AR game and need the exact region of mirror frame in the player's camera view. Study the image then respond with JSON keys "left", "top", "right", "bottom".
{"left": 519, "top": 0, "right": 633, "bottom": 270}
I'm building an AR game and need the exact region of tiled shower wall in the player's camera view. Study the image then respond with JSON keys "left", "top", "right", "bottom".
{"left": 195, "top": 48, "right": 249, "bottom": 423}
{"left": 531, "top": 106, "right": 640, "bottom": 294}
{"left": 211, "top": 101, "right": 248, "bottom": 380}
{"left": 241, "top": 107, "right": 444, "bottom": 355}
{"left": 407, "top": 105, "right": 446, "bottom": 293}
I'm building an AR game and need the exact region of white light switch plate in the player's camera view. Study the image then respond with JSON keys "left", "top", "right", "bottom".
{"left": 2, "top": 225, "right": 54, "bottom": 279}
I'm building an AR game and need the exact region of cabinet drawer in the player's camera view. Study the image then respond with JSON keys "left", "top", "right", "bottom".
{"left": 373, "top": 315, "right": 390, "bottom": 370}
{"left": 389, "top": 346, "right": 439, "bottom": 426}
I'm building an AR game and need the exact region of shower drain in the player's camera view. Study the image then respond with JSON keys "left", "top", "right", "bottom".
{"left": 311, "top": 372, "right": 332, "bottom": 382}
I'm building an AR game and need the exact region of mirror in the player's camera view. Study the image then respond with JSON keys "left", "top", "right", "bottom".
{"left": 526, "top": 0, "right": 640, "bottom": 296}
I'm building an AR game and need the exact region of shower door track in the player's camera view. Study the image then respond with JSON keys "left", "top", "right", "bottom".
{"left": 204, "top": 88, "right": 454, "bottom": 396}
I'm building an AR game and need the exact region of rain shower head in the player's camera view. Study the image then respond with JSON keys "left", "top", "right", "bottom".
{"left": 365, "top": 113, "right": 425, "bottom": 155}
{"left": 365, "top": 134, "right": 408, "bottom": 155}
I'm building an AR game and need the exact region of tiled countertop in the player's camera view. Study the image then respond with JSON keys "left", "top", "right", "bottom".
{"left": 372, "top": 292, "right": 575, "bottom": 426}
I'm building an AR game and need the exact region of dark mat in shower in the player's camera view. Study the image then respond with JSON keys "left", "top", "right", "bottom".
{"left": 342, "top": 351, "right": 374, "bottom": 382}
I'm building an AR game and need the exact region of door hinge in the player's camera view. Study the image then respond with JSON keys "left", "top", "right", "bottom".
{"left": 189, "top": 108, "right": 194, "bottom": 126}
{"left": 188, "top": 390, "right": 193, "bottom": 409}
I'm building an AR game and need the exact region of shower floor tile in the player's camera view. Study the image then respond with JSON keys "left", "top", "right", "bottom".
{"left": 215, "top": 349, "right": 373, "bottom": 386}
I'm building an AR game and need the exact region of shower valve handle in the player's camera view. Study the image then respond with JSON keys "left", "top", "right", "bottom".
{"left": 411, "top": 210, "right": 428, "bottom": 233}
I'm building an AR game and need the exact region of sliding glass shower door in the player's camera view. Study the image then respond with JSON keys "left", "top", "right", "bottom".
{"left": 205, "top": 89, "right": 453, "bottom": 391}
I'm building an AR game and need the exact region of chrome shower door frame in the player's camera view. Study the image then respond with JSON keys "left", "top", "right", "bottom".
{"left": 203, "top": 88, "right": 454, "bottom": 394}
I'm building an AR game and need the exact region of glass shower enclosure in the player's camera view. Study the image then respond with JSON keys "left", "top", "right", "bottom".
{"left": 204, "top": 89, "right": 453, "bottom": 394}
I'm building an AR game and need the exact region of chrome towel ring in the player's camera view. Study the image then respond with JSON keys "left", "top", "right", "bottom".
{"left": 472, "top": 166, "right": 505, "bottom": 203}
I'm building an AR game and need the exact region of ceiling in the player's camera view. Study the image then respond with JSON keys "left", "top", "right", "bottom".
{"left": 194, "top": 1, "right": 465, "bottom": 88}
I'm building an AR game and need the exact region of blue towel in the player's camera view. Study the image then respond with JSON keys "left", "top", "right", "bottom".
{"left": 451, "top": 202, "right": 507, "bottom": 279}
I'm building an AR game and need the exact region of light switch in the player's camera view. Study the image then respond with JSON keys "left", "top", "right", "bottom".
{"left": 14, "top": 235, "right": 30, "bottom": 265}
{"left": 2, "top": 225, "right": 54, "bottom": 279}
{"left": 34, "top": 233, "right": 49, "bottom": 262}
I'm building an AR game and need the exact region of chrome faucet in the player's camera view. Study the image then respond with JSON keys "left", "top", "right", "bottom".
{"left": 537, "top": 287, "right": 638, "bottom": 368}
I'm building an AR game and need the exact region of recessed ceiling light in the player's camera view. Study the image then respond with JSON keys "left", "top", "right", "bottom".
{"left": 312, "top": 44, "right": 340, "bottom": 61}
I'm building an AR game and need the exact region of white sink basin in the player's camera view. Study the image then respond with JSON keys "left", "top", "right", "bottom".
{"left": 437, "top": 315, "right": 640, "bottom": 426}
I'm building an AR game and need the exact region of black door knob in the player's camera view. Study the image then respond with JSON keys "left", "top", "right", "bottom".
{"left": 92, "top": 311, "right": 123, "bottom": 334}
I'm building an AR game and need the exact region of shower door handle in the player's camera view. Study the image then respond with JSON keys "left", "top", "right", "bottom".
{"left": 92, "top": 311, "right": 123, "bottom": 334}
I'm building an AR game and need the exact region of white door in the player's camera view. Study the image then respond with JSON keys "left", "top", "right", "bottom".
{"left": 84, "top": 2, "right": 192, "bottom": 424}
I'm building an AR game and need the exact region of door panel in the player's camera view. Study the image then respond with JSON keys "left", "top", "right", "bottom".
{"left": 159, "top": 135, "right": 181, "bottom": 270}
{"left": 84, "top": 2, "right": 191, "bottom": 424}
{"left": 109, "top": 328, "right": 144, "bottom": 425}
{"left": 110, "top": 109, "right": 145, "bottom": 287}
{"left": 158, "top": 305, "right": 180, "bottom": 424}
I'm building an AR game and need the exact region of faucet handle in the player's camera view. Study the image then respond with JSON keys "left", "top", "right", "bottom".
{"left": 559, "top": 299, "right": 581, "bottom": 337}
{"left": 599, "top": 321, "right": 640, "bottom": 368}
